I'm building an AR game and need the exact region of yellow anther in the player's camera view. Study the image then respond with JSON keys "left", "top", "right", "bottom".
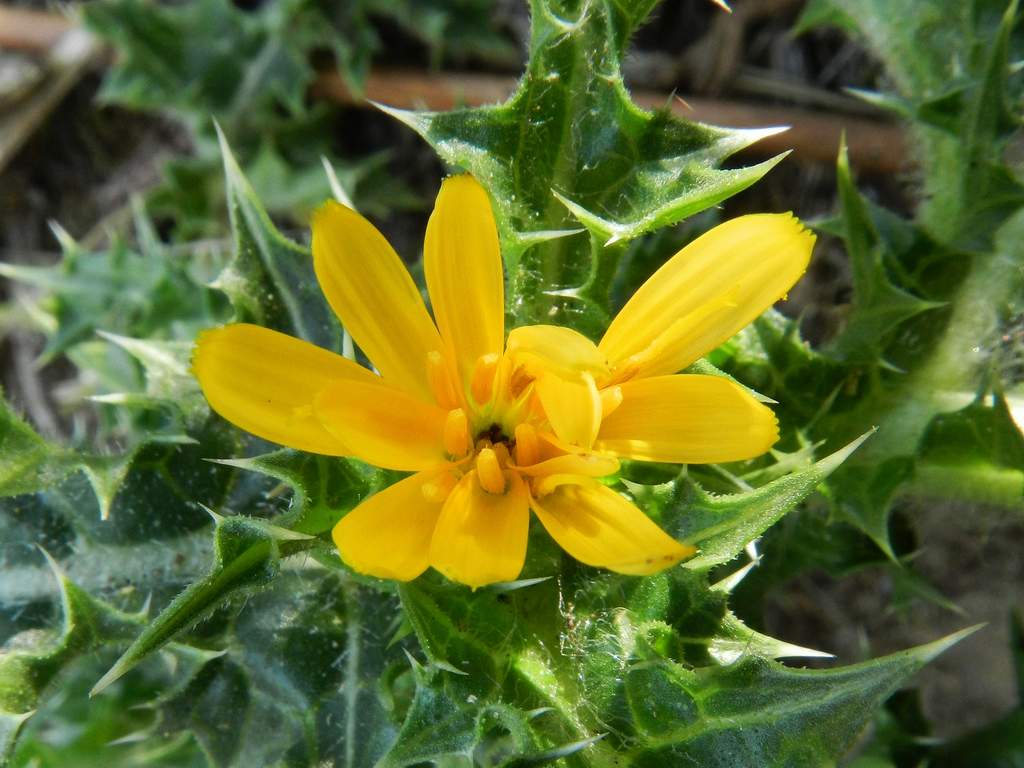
{"left": 600, "top": 386, "right": 623, "bottom": 418}
{"left": 427, "top": 350, "right": 459, "bottom": 410}
{"left": 514, "top": 423, "right": 539, "bottom": 467}
{"left": 476, "top": 448, "right": 506, "bottom": 495}
{"left": 470, "top": 353, "right": 500, "bottom": 405}
{"left": 443, "top": 408, "right": 471, "bottom": 458}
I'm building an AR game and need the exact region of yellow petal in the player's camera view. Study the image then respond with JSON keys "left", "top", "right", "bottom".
{"left": 429, "top": 471, "right": 530, "bottom": 588}
{"left": 515, "top": 451, "right": 619, "bottom": 478}
{"left": 312, "top": 201, "right": 443, "bottom": 399}
{"left": 531, "top": 479, "right": 694, "bottom": 575}
{"left": 506, "top": 324, "right": 609, "bottom": 381}
{"left": 599, "top": 214, "right": 815, "bottom": 376}
{"left": 192, "top": 323, "right": 377, "bottom": 455}
{"left": 333, "top": 470, "right": 446, "bottom": 581}
{"left": 314, "top": 378, "right": 448, "bottom": 471}
{"left": 595, "top": 374, "right": 778, "bottom": 463}
{"left": 424, "top": 175, "right": 505, "bottom": 384}
{"left": 535, "top": 372, "right": 603, "bottom": 449}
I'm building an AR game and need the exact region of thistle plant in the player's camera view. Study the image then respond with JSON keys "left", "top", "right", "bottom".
{"left": 1, "top": 0, "right": 1021, "bottom": 766}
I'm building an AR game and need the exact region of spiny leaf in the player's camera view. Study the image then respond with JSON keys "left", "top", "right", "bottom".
{"left": 709, "top": 612, "right": 833, "bottom": 665}
{"left": 212, "top": 449, "right": 376, "bottom": 535}
{"left": 797, "top": 0, "right": 1024, "bottom": 244}
{"left": 212, "top": 126, "right": 343, "bottom": 349}
{"left": 640, "top": 432, "right": 873, "bottom": 572}
{"left": 622, "top": 626, "right": 981, "bottom": 767}
{"left": 0, "top": 552, "right": 144, "bottom": 762}
{"left": 0, "top": 396, "right": 73, "bottom": 498}
{"left": 826, "top": 137, "right": 943, "bottom": 366}
{"left": 824, "top": 457, "right": 915, "bottom": 560}
{"left": 383, "top": 0, "right": 788, "bottom": 334}
{"left": 91, "top": 515, "right": 318, "bottom": 696}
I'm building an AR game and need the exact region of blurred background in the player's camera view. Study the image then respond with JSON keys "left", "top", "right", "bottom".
{"left": 1, "top": 0, "right": 1021, "bottom": 762}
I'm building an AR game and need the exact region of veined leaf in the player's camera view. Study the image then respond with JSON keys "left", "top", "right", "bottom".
{"left": 212, "top": 449, "right": 376, "bottom": 536}
{"left": 826, "top": 138, "right": 943, "bottom": 366}
{"left": 384, "top": 0, "right": 788, "bottom": 334}
{"left": 0, "top": 396, "right": 73, "bottom": 498}
{"left": 90, "top": 515, "right": 319, "bottom": 696}
{"left": 0, "top": 553, "right": 145, "bottom": 762}
{"left": 622, "top": 627, "right": 980, "bottom": 767}
{"left": 628, "top": 432, "right": 873, "bottom": 572}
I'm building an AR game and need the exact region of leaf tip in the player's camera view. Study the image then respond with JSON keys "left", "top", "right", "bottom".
{"left": 90, "top": 657, "right": 130, "bottom": 697}
{"left": 818, "top": 428, "right": 876, "bottom": 476}
{"left": 198, "top": 502, "right": 224, "bottom": 524}
{"left": 915, "top": 624, "right": 986, "bottom": 664}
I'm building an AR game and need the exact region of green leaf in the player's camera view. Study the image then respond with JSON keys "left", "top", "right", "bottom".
{"left": 0, "top": 396, "right": 72, "bottom": 497}
{"left": 825, "top": 457, "right": 916, "bottom": 560}
{"left": 623, "top": 626, "right": 980, "bottom": 766}
{"left": 797, "top": 0, "right": 1024, "bottom": 245}
{"left": 825, "top": 137, "right": 943, "bottom": 366}
{"left": 83, "top": 0, "right": 316, "bottom": 122}
{"left": 212, "top": 127, "right": 344, "bottom": 349}
{"left": 213, "top": 449, "right": 376, "bottom": 535}
{"left": 384, "top": 0, "right": 787, "bottom": 334}
{"left": 0, "top": 217, "right": 221, "bottom": 367}
{"left": 0, "top": 553, "right": 144, "bottom": 762}
{"left": 90, "top": 514, "right": 318, "bottom": 696}
{"left": 634, "top": 432, "right": 872, "bottom": 572}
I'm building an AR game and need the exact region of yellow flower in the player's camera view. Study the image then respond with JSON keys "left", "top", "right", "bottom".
{"left": 193, "top": 175, "right": 814, "bottom": 588}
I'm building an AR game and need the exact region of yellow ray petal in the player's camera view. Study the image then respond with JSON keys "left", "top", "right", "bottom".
{"left": 424, "top": 175, "right": 505, "bottom": 383}
{"left": 333, "top": 470, "right": 446, "bottom": 581}
{"left": 599, "top": 214, "right": 814, "bottom": 377}
{"left": 515, "top": 451, "right": 619, "bottom": 478}
{"left": 429, "top": 471, "right": 529, "bottom": 588}
{"left": 535, "top": 372, "right": 603, "bottom": 449}
{"left": 193, "top": 323, "right": 378, "bottom": 455}
{"left": 312, "top": 201, "right": 443, "bottom": 399}
{"left": 531, "top": 479, "right": 694, "bottom": 575}
{"left": 595, "top": 374, "right": 778, "bottom": 464}
{"left": 506, "top": 324, "right": 609, "bottom": 381}
{"left": 314, "top": 378, "right": 448, "bottom": 471}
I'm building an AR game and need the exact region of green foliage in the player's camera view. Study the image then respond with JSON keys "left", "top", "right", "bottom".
{"left": 385, "top": 0, "right": 786, "bottom": 336}
{"left": 5, "top": 0, "right": 1014, "bottom": 764}
{"left": 0, "top": 553, "right": 146, "bottom": 763}
{"left": 81, "top": 0, "right": 441, "bottom": 236}
{"left": 703, "top": 0, "right": 1024, "bottom": 559}
{"left": 212, "top": 127, "right": 343, "bottom": 348}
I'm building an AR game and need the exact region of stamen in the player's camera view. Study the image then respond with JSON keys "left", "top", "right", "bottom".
{"left": 514, "top": 423, "right": 539, "bottom": 466}
{"left": 427, "top": 350, "right": 459, "bottom": 410}
{"left": 476, "top": 448, "right": 506, "bottom": 494}
{"left": 600, "top": 386, "right": 623, "bottom": 418}
{"left": 443, "top": 408, "right": 471, "bottom": 458}
{"left": 471, "top": 353, "right": 500, "bottom": 405}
